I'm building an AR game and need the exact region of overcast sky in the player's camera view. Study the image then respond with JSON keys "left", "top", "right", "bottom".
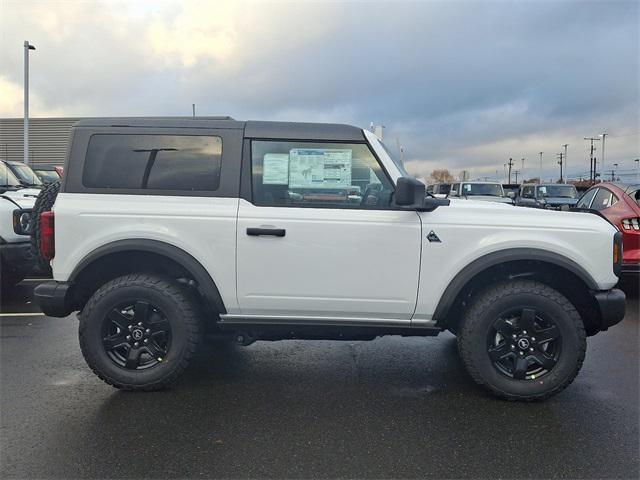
{"left": 1, "top": 0, "right": 638, "bottom": 181}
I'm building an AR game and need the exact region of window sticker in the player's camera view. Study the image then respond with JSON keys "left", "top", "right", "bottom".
{"left": 263, "top": 154, "right": 289, "bottom": 185}
{"left": 288, "top": 149, "right": 352, "bottom": 189}
{"left": 464, "top": 183, "right": 472, "bottom": 192}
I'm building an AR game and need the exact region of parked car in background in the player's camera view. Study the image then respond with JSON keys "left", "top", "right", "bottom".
{"left": 32, "top": 164, "right": 62, "bottom": 185}
{"left": 448, "top": 181, "right": 513, "bottom": 204}
{"left": 0, "top": 162, "right": 37, "bottom": 287}
{"left": 426, "top": 182, "right": 451, "bottom": 198}
{"left": 575, "top": 182, "right": 640, "bottom": 275}
{"left": 1, "top": 160, "right": 43, "bottom": 189}
{"left": 516, "top": 184, "right": 578, "bottom": 210}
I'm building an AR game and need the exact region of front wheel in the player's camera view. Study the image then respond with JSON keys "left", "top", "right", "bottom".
{"left": 79, "top": 274, "right": 202, "bottom": 391}
{"left": 457, "top": 280, "right": 586, "bottom": 401}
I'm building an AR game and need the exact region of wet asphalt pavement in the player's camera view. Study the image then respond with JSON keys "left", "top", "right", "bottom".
{"left": 1, "top": 280, "right": 638, "bottom": 479}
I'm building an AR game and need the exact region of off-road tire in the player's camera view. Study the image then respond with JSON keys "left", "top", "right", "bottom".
{"left": 458, "top": 280, "right": 586, "bottom": 401}
{"left": 79, "top": 274, "right": 202, "bottom": 391}
{"left": 30, "top": 180, "right": 60, "bottom": 274}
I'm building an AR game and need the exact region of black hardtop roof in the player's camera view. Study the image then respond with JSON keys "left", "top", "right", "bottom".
{"left": 72, "top": 117, "right": 365, "bottom": 141}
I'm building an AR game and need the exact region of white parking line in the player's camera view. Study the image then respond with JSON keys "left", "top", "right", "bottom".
{"left": 0, "top": 312, "right": 45, "bottom": 317}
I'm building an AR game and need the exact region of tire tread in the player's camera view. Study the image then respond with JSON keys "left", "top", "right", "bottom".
{"left": 458, "top": 280, "right": 586, "bottom": 401}
{"left": 79, "top": 274, "right": 201, "bottom": 391}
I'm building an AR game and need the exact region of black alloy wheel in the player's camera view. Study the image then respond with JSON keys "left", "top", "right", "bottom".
{"left": 102, "top": 300, "right": 172, "bottom": 370}
{"left": 487, "top": 307, "right": 562, "bottom": 380}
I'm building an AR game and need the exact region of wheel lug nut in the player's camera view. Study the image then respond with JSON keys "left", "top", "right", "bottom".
{"left": 146, "top": 329, "right": 151, "bottom": 334}
{"left": 138, "top": 322, "right": 143, "bottom": 326}
{"left": 157, "top": 357, "right": 163, "bottom": 362}
{"left": 532, "top": 337, "right": 536, "bottom": 341}
{"left": 144, "top": 339, "right": 148, "bottom": 344}
{"left": 126, "top": 335, "right": 131, "bottom": 340}
{"left": 510, "top": 345, "right": 515, "bottom": 349}
{"left": 128, "top": 325, "right": 133, "bottom": 330}
{"left": 519, "top": 351, "right": 524, "bottom": 356}
{"left": 529, "top": 347, "right": 534, "bottom": 352}
{"left": 512, "top": 334, "right": 517, "bottom": 339}
{"left": 134, "top": 342, "right": 139, "bottom": 347}
{"left": 522, "top": 330, "right": 527, "bottom": 334}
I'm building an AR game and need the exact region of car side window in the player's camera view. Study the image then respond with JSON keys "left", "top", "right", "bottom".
{"left": 522, "top": 186, "right": 534, "bottom": 198}
{"left": 449, "top": 183, "right": 460, "bottom": 196}
{"left": 576, "top": 188, "right": 598, "bottom": 209}
{"left": 591, "top": 188, "right": 619, "bottom": 211}
{"left": 83, "top": 134, "right": 222, "bottom": 192}
{"left": 251, "top": 140, "right": 394, "bottom": 209}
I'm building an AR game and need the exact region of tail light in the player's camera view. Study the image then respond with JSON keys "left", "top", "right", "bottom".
{"left": 621, "top": 218, "right": 640, "bottom": 230}
{"left": 613, "top": 232, "right": 623, "bottom": 276}
{"left": 40, "top": 211, "right": 55, "bottom": 260}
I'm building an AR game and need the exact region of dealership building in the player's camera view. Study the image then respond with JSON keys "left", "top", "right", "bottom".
{"left": 0, "top": 117, "right": 84, "bottom": 166}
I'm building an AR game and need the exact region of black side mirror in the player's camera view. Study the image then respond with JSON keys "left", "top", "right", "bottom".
{"left": 395, "top": 177, "right": 450, "bottom": 211}
{"left": 395, "top": 177, "right": 425, "bottom": 207}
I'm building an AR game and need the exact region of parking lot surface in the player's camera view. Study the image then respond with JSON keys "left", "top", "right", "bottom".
{"left": 1, "top": 280, "right": 638, "bottom": 479}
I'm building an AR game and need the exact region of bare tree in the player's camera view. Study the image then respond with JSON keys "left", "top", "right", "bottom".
{"left": 429, "top": 168, "right": 455, "bottom": 183}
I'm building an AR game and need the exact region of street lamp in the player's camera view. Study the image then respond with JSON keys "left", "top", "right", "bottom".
{"left": 24, "top": 40, "right": 36, "bottom": 165}
{"left": 599, "top": 133, "right": 607, "bottom": 173}
{"left": 635, "top": 159, "right": 640, "bottom": 182}
{"left": 538, "top": 152, "right": 543, "bottom": 183}
{"left": 613, "top": 163, "right": 618, "bottom": 182}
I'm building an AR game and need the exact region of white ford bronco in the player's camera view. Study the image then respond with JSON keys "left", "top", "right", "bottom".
{"left": 1, "top": 161, "right": 37, "bottom": 287}
{"left": 35, "top": 117, "right": 625, "bottom": 401}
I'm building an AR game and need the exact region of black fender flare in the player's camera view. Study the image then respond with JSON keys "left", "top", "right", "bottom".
{"left": 432, "top": 248, "right": 599, "bottom": 322}
{"left": 69, "top": 239, "right": 227, "bottom": 314}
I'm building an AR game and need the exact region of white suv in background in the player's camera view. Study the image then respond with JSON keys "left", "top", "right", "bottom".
{"left": 35, "top": 117, "right": 625, "bottom": 401}
{"left": 448, "top": 181, "right": 514, "bottom": 204}
{"left": 0, "top": 161, "right": 37, "bottom": 287}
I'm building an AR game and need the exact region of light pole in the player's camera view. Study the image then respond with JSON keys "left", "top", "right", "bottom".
{"left": 636, "top": 159, "right": 640, "bottom": 182}
{"left": 584, "top": 137, "right": 600, "bottom": 182}
{"left": 612, "top": 163, "right": 618, "bottom": 182}
{"left": 538, "top": 152, "right": 543, "bottom": 183}
{"left": 600, "top": 133, "right": 607, "bottom": 172}
{"left": 556, "top": 153, "right": 564, "bottom": 183}
{"left": 24, "top": 41, "right": 36, "bottom": 165}
{"left": 562, "top": 144, "right": 569, "bottom": 183}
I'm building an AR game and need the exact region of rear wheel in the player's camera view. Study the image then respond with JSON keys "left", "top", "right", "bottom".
{"left": 79, "top": 274, "right": 202, "bottom": 391}
{"left": 458, "top": 280, "right": 586, "bottom": 401}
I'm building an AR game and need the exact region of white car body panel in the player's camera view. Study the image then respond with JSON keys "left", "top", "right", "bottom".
{"left": 52, "top": 193, "right": 240, "bottom": 312}
{"left": 413, "top": 199, "right": 619, "bottom": 320}
{"left": 235, "top": 199, "right": 421, "bottom": 320}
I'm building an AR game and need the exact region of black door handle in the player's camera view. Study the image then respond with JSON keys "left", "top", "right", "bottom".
{"left": 246, "top": 228, "right": 286, "bottom": 237}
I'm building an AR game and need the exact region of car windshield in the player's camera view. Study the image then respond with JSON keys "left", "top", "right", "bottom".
{"left": 378, "top": 139, "right": 410, "bottom": 177}
{"left": 538, "top": 185, "right": 577, "bottom": 198}
{"left": 0, "top": 162, "right": 21, "bottom": 187}
{"left": 9, "top": 162, "right": 42, "bottom": 186}
{"left": 461, "top": 183, "right": 504, "bottom": 196}
{"left": 34, "top": 169, "right": 61, "bottom": 183}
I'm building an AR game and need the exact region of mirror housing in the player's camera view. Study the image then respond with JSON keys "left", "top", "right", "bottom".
{"left": 395, "top": 177, "right": 426, "bottom": 207}
{"left": 395, "top": 177, "right": 450, "bottom": 212}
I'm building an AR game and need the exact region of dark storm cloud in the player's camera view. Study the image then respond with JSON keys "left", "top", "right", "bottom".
{"left": 2, "top": 0, "right": 638, "bottom": 180}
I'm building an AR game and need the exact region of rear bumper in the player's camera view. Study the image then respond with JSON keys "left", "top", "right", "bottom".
{"left": 592, "top": 288, "right": 626, "bottom": 331}
{"left": 34, "top": 281, "right": 75, "bottom": 317}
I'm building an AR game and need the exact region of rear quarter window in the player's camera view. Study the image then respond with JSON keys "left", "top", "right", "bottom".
{"left": 82, "top": 134, "right": 222, "bottom": 192}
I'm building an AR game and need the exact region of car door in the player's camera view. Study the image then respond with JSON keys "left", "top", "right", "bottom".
{"left": 235, "top": 138, "right": 422, "bottom": 322}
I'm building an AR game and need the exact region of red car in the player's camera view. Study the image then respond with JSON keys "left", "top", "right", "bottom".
{"left": 576, "top": 182, "right": 640, "bottom": 274}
